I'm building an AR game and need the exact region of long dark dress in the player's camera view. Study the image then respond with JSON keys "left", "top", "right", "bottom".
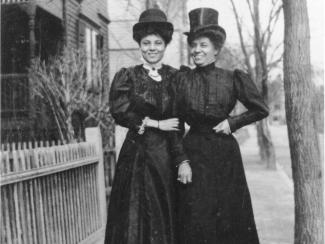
{"left": 105, "top": 64, "right": 187, "bottom": 244}
{"left": 176, "top": 63, "right": 269, "bottom": 244}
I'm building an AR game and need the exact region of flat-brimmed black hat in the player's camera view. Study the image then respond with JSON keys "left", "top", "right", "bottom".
{"left": 185, "top": 8, "right": 226, "bottom": 46}
{"left": 133, "top": 8, "right": 174, "bottom": 44}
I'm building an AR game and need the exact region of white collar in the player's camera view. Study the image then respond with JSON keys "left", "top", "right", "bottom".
{"left": 141, "top": 58, "right": 163, "bottom": 82}
{"left": 141, "top": 57, "right": 163, "bottom": 70}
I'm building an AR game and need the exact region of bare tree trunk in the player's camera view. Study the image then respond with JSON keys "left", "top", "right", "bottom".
{"left": 282, "top": 0, "right": 323, "bottom": 243}
{"left": 256, "top": 121, "right": 276, "bottom": 169}
{"left": 230, "top": 0, "right": 278, "bottom": 169}
{"left": 253, "top": 0, "right": 277, "bottom": 169}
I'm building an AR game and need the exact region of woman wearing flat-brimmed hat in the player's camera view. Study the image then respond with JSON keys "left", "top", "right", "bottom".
{"left": 175, "top": 8, "right": 269, "bottom": 244}
{"left": 104, "top": 8, "right": 190, "bottom": 244}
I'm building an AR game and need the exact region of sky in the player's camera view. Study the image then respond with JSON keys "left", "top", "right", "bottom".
{"left": 187, "top": 0, "right": 324, "bottom": 69}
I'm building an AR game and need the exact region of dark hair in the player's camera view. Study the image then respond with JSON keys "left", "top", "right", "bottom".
{"left": 133, "top": 23, "right": 173, "bottom": 45}
{"left": 187, "top": 29, "right": 224, "bottom": 50}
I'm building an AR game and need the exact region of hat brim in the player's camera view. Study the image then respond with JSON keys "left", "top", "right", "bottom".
{"left": 184, "top": 25, "right": 226, "bottom": 45}
{"left": 133, "top": 21, "right": 174, "bottom": 34}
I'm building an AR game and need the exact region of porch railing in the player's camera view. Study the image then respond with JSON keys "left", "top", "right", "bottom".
{"left": 0, "top": 127, "right": 107, "bottom": 244}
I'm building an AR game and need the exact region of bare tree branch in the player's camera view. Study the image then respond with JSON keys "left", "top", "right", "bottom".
{"left": 230, "top": 0, "right": 278, "bottom": 168}
{"left": 250, "top": 0, "right": 267, "bottom": 74}
{"left": 261, "top": 0, "right": 281, "bottom": 42}
{"left": 262, "top": 1, "right": 283, "bottom": 53}
{"left": 230, "top": 0, "right": 253, "bottom": 77}
{"left": 245, "top": 0, "right": 255, "bottom": 23}
{"left": 165, "top": 0, "right": 172, "bottom": 15}
{"left": 267, "top": 53, "right": 283, "bottom": 72}
{"left": 268, "top": 42, "right": 283, "bottom": 64}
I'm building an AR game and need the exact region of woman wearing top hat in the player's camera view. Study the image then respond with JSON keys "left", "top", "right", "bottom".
{"left": 104, "top": 8, "right": 191, "bottom": 244}
{"left": 175, "top": 8, "right": 269, "bottom": 244}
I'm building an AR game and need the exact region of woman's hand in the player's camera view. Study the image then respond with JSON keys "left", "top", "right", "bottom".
{"left": 157, "top": 118, "right": 180, "bottom": 131}
{"left": 177, "top": 162, "right": 192, "bottom": 184}
{"left": 159, "top": 118, "right": 179, "bottom": 131}
{"left": 145, "top": 118, "right": 179, "bottom": 131}
{"left": 213, "top": 119, "right": 231, "bottom": 135}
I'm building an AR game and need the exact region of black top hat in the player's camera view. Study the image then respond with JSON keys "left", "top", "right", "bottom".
{"left": 133, "top": 8, "right": 174, "bottom": 44}
{"left": 185, "top": 8, "right": 226, "bottom": 45}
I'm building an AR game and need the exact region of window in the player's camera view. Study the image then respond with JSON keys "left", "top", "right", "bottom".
{"left": 85, "top": 27, "right": 97, "bottom": 88}
{"left": 78, "top": 20, "right": 104, "bottom": 91}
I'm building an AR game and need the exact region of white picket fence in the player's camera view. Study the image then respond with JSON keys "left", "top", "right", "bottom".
{"left": 0, "top": 127, "right": 107, "bottom": 244}
{"left": 1, "top": 0, "right": 29, "bottom": 4}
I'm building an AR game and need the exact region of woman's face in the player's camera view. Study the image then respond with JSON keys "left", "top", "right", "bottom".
{"left": 140, "top": 34, "right": 166, "bottom": 64}
{"left": 190, "top": 36, "right": 219, "bottom": 67}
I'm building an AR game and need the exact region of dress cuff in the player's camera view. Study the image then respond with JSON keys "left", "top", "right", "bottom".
{"left": 138, "top": 117, "right": 149, "bottom": 135}
{"left": 227, "top": 117, "right": 237, "bottom": 133}
{"left": 176, "top": 160, "right": 190, "bottom": 168}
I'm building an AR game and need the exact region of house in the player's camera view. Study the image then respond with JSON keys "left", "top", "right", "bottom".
{"left": 107, "top": 0, "right": 190, "bottom": 155}
{"left": 1, "top": 0, "right": 110, "bottom": 142}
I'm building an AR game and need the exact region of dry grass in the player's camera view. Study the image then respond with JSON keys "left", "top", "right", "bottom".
{"left": 29, "top": 48, "right": 113, "bottom": 142}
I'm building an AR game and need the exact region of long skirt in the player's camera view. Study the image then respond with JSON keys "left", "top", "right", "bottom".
{"left": 177, "top": 129, "right": 260, "bottom": 244}
{"left": 105, "top": 130, "right": 177, "bottom": 244}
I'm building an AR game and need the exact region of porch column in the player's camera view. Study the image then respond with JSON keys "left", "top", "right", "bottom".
{"left": 25, "top": 2, "right": 37, "bottom": 60}
{"left": 24, "top": 2, "right": 37, "bottom": 139}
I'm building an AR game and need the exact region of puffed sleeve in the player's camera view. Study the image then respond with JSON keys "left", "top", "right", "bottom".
{"left": 167, "top": 70, "right": 189, "bottom": 166}
{"left": 109, "top": 68, "right": 146, "bottom": 130}
{"left": 227, "top": 69, "right": 269, "bottom": 132}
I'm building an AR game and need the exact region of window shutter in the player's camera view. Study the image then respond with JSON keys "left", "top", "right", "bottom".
{"left": 78, "top": 20, "right": 86, "bottom": 49}
{"left": 96, "top": 34, "right": 104, "bottom": 52}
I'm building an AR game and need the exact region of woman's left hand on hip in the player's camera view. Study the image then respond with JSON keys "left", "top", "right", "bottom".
{"left": 213, "top": 119, "right": 231, "bottom": 135}
{"left": 178, "top": 162, "right": 192, "bottom": 184}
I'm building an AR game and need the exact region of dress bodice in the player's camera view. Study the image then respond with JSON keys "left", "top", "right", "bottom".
{"left": 109, "top": 64, "right": 187, "bottom": 165}
{"left": 109, "top": 64, "right": 178, "bottom": 130}
{"left": 176, "top": 63, "right": 269, "bottom": 132}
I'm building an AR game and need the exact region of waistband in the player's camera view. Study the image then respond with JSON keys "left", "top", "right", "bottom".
{"left": 189, "top": 122, "right": 233, "bottom": 138}
{"left": 189, "top": 124, "right": 215, "bottom": 134}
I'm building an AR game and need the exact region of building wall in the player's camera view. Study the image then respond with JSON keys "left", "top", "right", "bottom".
{"left": 66, "top": 0, "right": 80, "bottom": 50}
{"left": 36, "top": 0, "right": 63, "bottom": 19}
{"left": 65, "top": 0, "right": 109, "bottom": 51}
{"left": 0, "top": 0, "right": 109, "bottom": 142}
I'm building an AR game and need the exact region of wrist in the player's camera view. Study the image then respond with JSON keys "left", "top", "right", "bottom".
{"left": 146, "top": 118, "right": 159, "bottom": 128}
{"left": 225, "top": 119, "right": 231, "bottom": 134}
{"left": 227, "top": 118, "right": 236, "bottom": 133}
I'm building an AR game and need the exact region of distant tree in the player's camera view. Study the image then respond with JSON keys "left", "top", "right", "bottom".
{"left": 283, "top": 0, "right": 323, "bottom": 243}
{"left": 268, "top": 75, "right": 283, "bottom": 105}
{"left": 216, "top": 46, "right": 245, "bottom": 70}
{"left": 230, "top": 0, "right": 282, "bottom": 169}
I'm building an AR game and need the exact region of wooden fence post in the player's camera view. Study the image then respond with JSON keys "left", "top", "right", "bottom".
{"left": 85, "top": 127, "right": 107, "bottom": 227}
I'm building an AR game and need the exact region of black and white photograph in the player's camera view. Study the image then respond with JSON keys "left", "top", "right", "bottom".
{"left": 0, "top": 0, "right": 324, "bottom": 243}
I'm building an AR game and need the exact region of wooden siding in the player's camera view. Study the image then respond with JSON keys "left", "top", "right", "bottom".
{"left": 65, "top": 0, "right": 109, "bottom": 50}
{"left": 82, "top": 0, "right": 109, "bottom": 23}
{"left": 1, "top": 0, "right": 109, "bottom": 143}
{"left": 65, "top": 0, "right": 80, "bottom": 50}
{"left": 36, "top": 0, "right": 63, "bottom": 19}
